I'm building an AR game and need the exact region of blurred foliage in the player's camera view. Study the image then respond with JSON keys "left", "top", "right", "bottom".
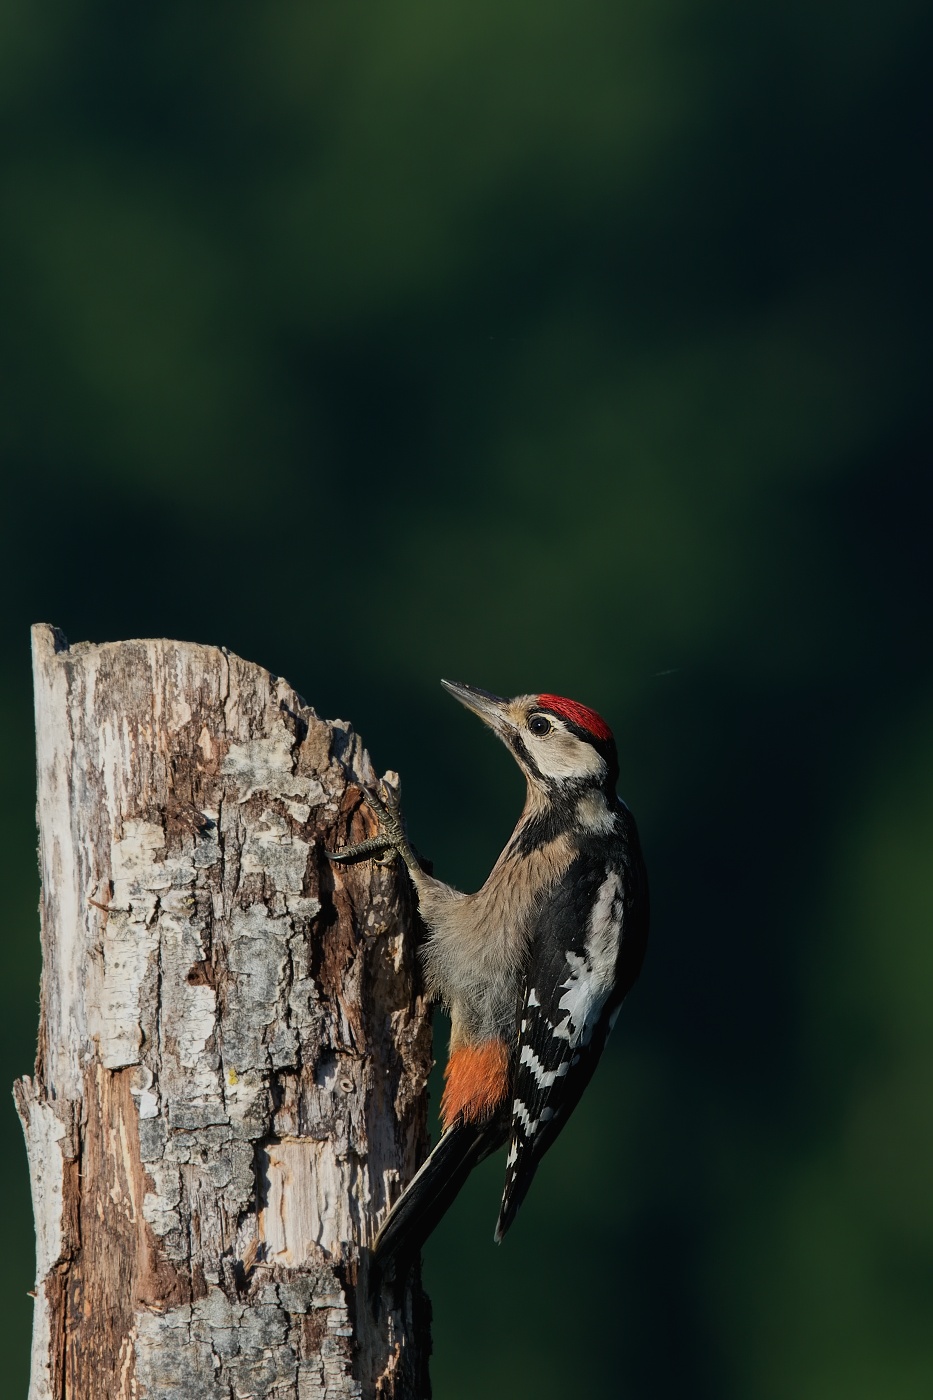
{"left": 1, "top": 2, "right": 931, "bottom": 1396}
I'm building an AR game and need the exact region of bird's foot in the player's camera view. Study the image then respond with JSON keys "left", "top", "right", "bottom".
{"left": 326, "top": 773, "right": 420, "bottom": 873}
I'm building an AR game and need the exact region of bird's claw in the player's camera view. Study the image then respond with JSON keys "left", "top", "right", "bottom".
{"left": 326, "top": 834, "right": 395, "bottom": 865}
{"left": 326, "top": 772, "right": 413, "bottom": 869}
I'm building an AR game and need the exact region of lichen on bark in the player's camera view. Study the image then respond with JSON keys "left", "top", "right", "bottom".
{"left": 14, "top": 626, "right": 433, "bottom": 1400}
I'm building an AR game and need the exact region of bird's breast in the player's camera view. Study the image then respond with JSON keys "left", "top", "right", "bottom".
{"left": 419, "top": 832, "right": 577, "bottom": 1009}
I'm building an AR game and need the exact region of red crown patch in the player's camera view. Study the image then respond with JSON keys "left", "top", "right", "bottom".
{"left": 537, "top": 694, "right": 613, "bottom": 742}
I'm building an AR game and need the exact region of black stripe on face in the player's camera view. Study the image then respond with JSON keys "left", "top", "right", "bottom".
{"left": 509, "top": 732, "right": 543, "bottom": 781}
{"left": 512, "top": 730, "right": 597, "bottom": 795}
{"left": 510, "top": 781, "right": 603, "bottom": 856}
{"left": 511, "top": 807, "right": 565, "bottom": 856}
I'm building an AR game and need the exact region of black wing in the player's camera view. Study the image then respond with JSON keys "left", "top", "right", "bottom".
{"left": 496, "top": 808, "right": 648, "bottom": 1241}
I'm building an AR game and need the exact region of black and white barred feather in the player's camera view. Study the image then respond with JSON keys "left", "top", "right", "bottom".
{"left": 496, "top": 803, "right": 648, "bottom": 1240}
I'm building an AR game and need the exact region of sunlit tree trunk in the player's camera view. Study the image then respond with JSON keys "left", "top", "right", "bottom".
{"left": 14, "top": 625, "right": 432, "bottom": 1400}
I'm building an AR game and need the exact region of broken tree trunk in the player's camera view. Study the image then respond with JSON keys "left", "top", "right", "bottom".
{"left": 14, "top": 625, "right": 433, "bottom": 1400}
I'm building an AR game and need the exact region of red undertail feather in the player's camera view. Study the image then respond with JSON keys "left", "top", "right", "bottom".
{"left": 440, "top": 1040, "right": 510, "bottom": 1130}
{"left": 537, "top": 694, "right": 613, "bottom": 742}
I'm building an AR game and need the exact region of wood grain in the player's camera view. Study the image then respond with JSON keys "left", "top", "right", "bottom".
{"left": 15, "top": 626, "right": 432, "bottom": 1399}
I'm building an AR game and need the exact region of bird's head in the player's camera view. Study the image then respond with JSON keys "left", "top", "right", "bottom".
{"left": 440, "top": 680, "right": 618, "bottom": 794}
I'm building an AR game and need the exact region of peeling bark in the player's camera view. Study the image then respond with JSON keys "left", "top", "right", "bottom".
{"left": 14, "top": 626, "right": 433, "bottom": 1400}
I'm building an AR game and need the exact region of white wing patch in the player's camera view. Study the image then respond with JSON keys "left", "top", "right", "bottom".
{"left": 550, "top": 868, "right": 624, "bottom": 1048}
{"left": 513, "top": 1099, "right": 555, "bottom": 1139}
{"left": 519, "top": 1043, "right": 570, "bottom": 1089}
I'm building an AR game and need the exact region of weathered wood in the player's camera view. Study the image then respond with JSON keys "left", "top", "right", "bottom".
{"left": 14, "top": 625, "right": 433, "bottom": 1400}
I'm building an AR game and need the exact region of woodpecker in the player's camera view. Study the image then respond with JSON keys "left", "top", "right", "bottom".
{"left": 328, "top": 681, "right": 649, "bottom": 1269}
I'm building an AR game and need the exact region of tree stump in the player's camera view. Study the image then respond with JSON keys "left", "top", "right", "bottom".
{"left": 13, "top": 625, "right": 433, "bottom": 1400}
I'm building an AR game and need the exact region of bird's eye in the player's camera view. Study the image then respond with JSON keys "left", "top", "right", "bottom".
{"left": 528, "top": 715, "right": 552, "bottom": 736}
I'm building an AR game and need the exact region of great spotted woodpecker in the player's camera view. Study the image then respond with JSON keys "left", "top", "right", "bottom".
{"left": 328, "top": 681, "right": 649, "bottom": 1268}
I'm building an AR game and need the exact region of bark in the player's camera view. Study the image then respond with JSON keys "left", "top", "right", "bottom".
{"left": 14, "top": 625, "right": 433, "bottom": 1400}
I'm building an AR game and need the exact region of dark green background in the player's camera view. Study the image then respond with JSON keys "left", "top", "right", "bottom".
{"left": 2, "top": 3, "right": 931, "bottom": 1396}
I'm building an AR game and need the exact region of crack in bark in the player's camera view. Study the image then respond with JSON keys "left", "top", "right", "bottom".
{"left": 17, "top": 629, "right": 433, "bottom": 1400}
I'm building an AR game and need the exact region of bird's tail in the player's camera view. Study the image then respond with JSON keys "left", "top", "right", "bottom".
{"left": 373, "top": 1117, "right": 505, "bottom": 1275}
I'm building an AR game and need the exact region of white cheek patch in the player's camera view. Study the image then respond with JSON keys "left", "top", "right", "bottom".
{"left": 532, "top": 731, "right": 606, "bottom": 782}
